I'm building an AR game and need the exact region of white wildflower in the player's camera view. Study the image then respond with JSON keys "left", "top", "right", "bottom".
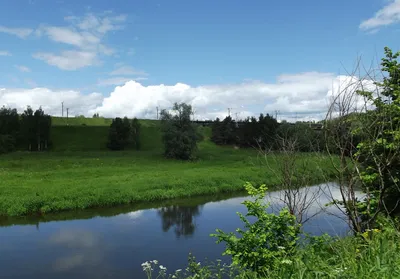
{"left": 159, "top": 265, "right": 167, "bottom": 271}
{"left": 281, "top": 259, "right": 292, "bottom": 264}
{"left": 175, "top": 269, "right": 182, "bottom": 273}
{"left": 277, "top": 246, "right": 285, "bottom": 250}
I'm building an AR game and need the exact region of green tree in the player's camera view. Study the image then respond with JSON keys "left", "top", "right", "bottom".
{"left": 160, "top": 103, "right": 198, "bottom": 160}
{"left": 354, "top": 47, "right": 400, "bottom": 224}
{"left": 107, "top": 117, "right": 132, "bottom": 150}
{"left": 131, "top": 117, "right": 141, "bottom": 150}
{"left": 0, "top": 106, "right": 20, "bottom": 153}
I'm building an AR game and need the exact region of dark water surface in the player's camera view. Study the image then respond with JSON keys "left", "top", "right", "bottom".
{"left": 0, "top": 183, "right": 351, "bottom": 279}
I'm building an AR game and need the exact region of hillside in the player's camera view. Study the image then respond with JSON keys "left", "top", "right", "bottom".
{"left": 50, "top": 117, "right": 164, "bottom": 151}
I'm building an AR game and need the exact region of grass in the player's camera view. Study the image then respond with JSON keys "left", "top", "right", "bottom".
{"left": 143, "top": 229, "right": 400, "bottom": 278}
{"left": 0, "top": 116, "right": 336, "bottom": 217}
{"left": 0, "top": 140, "right": 335, "bottom": 217}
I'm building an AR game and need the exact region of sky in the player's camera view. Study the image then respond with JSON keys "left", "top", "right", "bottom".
{"left": 0, "top": 0, "right": 399, "bottom": 121}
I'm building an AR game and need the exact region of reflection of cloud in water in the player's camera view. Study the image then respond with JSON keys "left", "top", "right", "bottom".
{"left": 49, "top": 230, "right": 102, "bottom": 272}
{"left": 49, "top": 230, "right": 98, "bottom": 248}
{"left": 126, "top": 210, "right": 144, "bottom": 219}
{"left": 53, "top": 254, "right": 85, "bottom": 271}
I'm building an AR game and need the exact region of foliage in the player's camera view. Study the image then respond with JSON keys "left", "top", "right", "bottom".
{"left": 0, "top": 106, "right": 19, "bottom": 154}
{"left": 277, "top": 122, "right": 323, "bottom": 152}
{"left": 160, "top": 103, "right": 199, "bottom": 160}
{"left": 355, "top": 47, "right": 400, "bottom": 209}
{"left": 20, "top": 106, "right": 52, "bottom": 151}
{"left": 131, "top": 117, "right": 141, "bottom": 150}
{"left": 211, "top": 182, "right": 300, "bottom": 274}
{"left": 106, "top": 117, "right": 133, "bottom": 150}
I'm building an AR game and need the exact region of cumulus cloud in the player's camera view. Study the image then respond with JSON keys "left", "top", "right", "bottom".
{"left": 14, "top": 65, "right": 31, "bottom": 72}
{"left": 0, "top": 50, "right": 11, "bottom": 56}
{"left": 360, "top": 0, "right": 400, "bottom": 31}
{"left": 92, "top": 72, "right": 376, "bottom": 121}
{"left": 0, "top": 26, "right": 33, "bottom": 38}
{"left": 0, "top": 72, "right": 377, "bottom": 121}
{"left": 0, "top": 87, "right": 103, "bottom": 116}
{"left": 32, "top": 12, "right": 125, "bottom": 70}
{"left": 97, "top": 76, "right": 147, "bottom": 86}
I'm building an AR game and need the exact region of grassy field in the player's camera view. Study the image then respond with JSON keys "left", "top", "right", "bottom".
{"left": 0, "top": 116, "right": 336, "bottom": 217}
{"left": 0, "top": 139, "right": 335, "bottom": 216}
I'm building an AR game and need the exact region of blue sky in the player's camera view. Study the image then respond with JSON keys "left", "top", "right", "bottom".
{"left": 0, "top": 0, "right": 399, "bottom": 120}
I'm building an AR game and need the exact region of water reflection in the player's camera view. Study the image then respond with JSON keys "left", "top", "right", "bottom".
{"left": 0, "top": 183, "right": 356, "bottom": 279}
{"left": 158, "top": 205, "right": 203, "bottom": 238}
{"left": 49, "top": 230, "right": 103, "bottom": 272}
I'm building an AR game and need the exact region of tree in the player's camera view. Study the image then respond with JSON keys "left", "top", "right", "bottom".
{"left": 19, "top": 106, "right": 51, "bottom": 151}
{"left": 325, "top": 47, "right": 400, "bottom": 233}
{"left": 160, "top": 103, "right": 198, "bottom": 160}
{"left": 0, "top": 106, "right": 20, "bottom": 153}
{"left": 92, "top": 113, "right": 100, "bottom": 118}
{"left": 258, "top": 113, "right": 279, "bottom": 149}
{"left": 107, "top": 117, "right": 131, "bottom": 150}
{"left": 131, "top": 117, "right": 141, "bottom": 150}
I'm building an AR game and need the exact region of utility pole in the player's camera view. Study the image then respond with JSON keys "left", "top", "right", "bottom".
{"left": 228, "top": 108, "right": 232, "bottom": 117}
{"left": 62, "top": 101, "right": 64, "bottom": 117}
{"left": 274, "top": 110, "right": 280, "bottom": 121}
{"left": 234, "top": 112, "right": 240, "bottom": 121}
{"left": 156, "top": 106, "right": 159, "bottom": 120}
{"left": 66, "top": 108, "right": 69, "bottom": 119}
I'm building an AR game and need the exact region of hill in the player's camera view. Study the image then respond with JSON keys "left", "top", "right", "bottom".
{"left": 50, "top": 117, "right": 163, "bottom": 151}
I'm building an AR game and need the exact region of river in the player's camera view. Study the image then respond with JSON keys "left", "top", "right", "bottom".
{"left": 0, "top": 183, "right": 352, "bottom": 278}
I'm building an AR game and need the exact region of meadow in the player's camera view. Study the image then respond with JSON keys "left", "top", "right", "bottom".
{"left": 0, "top": 117, "right": 335, "bottom": 216}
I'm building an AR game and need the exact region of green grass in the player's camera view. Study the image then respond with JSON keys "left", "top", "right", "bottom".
{"left": 143, "top": 229, "right": 400, "bottom": 279}
{"left": 49, "top": 117, "right": 163, "bottom": 151}
{"left": 0, "top": 140, "right": 335, "bottom": 217}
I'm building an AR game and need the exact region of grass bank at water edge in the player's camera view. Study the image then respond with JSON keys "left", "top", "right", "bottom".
{"left": 0, "top": 141, "right": 335, "bottom": 217}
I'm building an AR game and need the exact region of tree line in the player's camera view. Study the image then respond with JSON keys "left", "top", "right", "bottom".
{"left": 211, "top": 114, "right": 324, "bottom": 152}
{"left": 0, "top": 106, "right": 52, "bottom": 154}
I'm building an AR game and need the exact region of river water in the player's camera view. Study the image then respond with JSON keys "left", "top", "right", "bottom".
{"left": 0, "top": 183, "right": 352, "bottom": 279}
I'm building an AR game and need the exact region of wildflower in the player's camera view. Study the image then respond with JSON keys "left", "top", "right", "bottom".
{"left": 152, "top": 260, "right": 158, "bottom": 264}
{"left": 175, "top": 269, "right": 182, "bottom": 273}
{"left": 172, "top": 276, "right": 177, "bottom": 279}
{"left": 197, "top": 262, "right": 201, "bottom": 266}
{"left": 159, "top": 265, "right": 167, "bottom": 271}
{"left": 278, "top": 246, "right": 285, "bottom": 250}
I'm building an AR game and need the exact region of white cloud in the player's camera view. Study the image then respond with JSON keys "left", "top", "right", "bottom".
{"left": 360, "top": 0, "right": 400, "bottom": 31}
{"left": 0, "top": 72, "right": 377, "bottom": 121}
{"left": 0, "top": 50, "right": 11, "bottom": 56}
{"left": 0, "top": 26, "right": 33, "bottom": 38}
{"left": 33, "top": 50, "right": 99, "bottom": 70}
{"left": 109, "top": 66, "right": 147, "bottom": 76}
{"left": 97, "top": 77, "right": 145, "bottom": 86}
{"left": 33, "top": 12, "right": 126, "bottom": 70}
{"left": 0, "top": 87, "right": 103, "bottom": 116}
{"left": 14, "top": 65, "right": 31, "bottom": 72}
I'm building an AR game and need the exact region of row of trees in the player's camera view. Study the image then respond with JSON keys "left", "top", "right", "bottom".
{"left": 211, "top": 114, "right": 324, "bottom": 152}
{"left": 107, "top": 117, "right": 141, "bottom": 150}
{"left": 0, "top": 106, "right": 52, "bottom": 154}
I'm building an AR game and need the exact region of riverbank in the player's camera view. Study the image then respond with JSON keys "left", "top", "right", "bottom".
{"left": 0, "top": 141, "right": 335, "bottom": 217}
